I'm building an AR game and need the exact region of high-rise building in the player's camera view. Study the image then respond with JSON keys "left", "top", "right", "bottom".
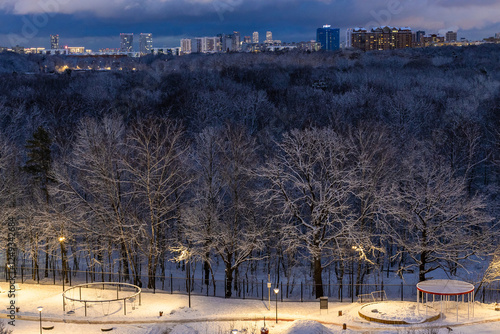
{"left": 204, "top": 37, "right": 220, "bottom": 53}
{"left": 243, "top": 36, "right": 252, "bottom": 44}
{"left": 496, "top": 32, "right": 500, "bottom": 39}
{"left": 252, "top": 31, "right": 259, "bottom": 44}
{"left": 445, "top": 31, "right": 457, "bottom": 42}
{"left": 266, "top": 31, "right": 273, "bottom": 43}
{"left": 180, "top": 39, "right": 192, "bottom": 55}
{"left": 351, "top": 26, "right": 412, "bottom": 51}
{"left": 50, "top": 35, "right": 59, "bottom": 49}
{"left": 221, "top": 34, "right": 234, "bottom": 52}
{"left": 120, "top": 33, "right": 134, "bottom": 52}
{"left": 346, "top": 28, "right": 353, "bottom": 48}
{"left": 316, "top": 25, "right": 340, "bottom": 51}
{"left": 232, "top": 31, "right": 241, "bottom": 51}
{"left": 192, "top": 37, "right": 220, "bottom": 53}
{"left": 415, "top": 30, "right": 426, "bottom": 43}
{"left": 139, "top": 33, "right": 153, "bottom": 55}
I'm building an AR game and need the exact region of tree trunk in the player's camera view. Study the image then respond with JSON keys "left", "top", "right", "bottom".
{"left": 121, "top": 243, "right": 130, "bottom": 282}
{"left": 419, "top": 250, "right": 427, "bottom": 282}
{"left": 204, "top": 256, "right": 210, "bottom": 288}
{"left": 44, "top": 243, "right": 49, "bottom": 277}
{"left": 225, "top": 264, "right": 234, "bottom": 298}
{"left": 313, "top": 256, "right": 324, "bottom": 298}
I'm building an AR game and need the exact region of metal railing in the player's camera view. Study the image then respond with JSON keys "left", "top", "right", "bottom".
{"left": 4, "top": 266, "right": 499, "bottom": 304}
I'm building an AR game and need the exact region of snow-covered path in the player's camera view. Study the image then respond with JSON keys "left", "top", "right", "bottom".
{"left": 2, "top": 283, "right": 500, "bottom": 333}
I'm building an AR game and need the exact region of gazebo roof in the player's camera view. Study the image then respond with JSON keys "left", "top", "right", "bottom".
{"left": 416, "top": 279, "right": 474, "bottom": 296}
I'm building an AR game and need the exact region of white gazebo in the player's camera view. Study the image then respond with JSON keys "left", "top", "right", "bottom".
{"left": 416, "top": 279, "right": 474, "bottom": 321}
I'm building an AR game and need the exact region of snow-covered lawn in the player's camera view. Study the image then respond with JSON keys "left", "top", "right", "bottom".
{"left": 1, "top": 283, "right": 500, "bottom": 333}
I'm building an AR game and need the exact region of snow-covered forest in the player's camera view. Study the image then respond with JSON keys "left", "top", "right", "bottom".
{"left": 1, "top": 45, "right": 500, "bottom": 300}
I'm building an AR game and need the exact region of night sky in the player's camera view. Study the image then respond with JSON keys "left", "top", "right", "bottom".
{"left": 1, "top": 0, "right": 500, "bottom": 50}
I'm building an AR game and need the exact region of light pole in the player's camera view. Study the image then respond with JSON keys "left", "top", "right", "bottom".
{"left": 181, "top": 249, "right": 191, "bottom": 308}
{"left": 267, "top": 281, "right": 271, "bottom": 309}
{"left": 351, "top": 246, "right": 363, "bottom": 303}
{"left": 59, "top": 236, "right": 67, "bottom": 290}
{"left": 37, "top": 306, "right": 43, "bottom": 334}
{"left": 273, "top": 288, "right": 279, "bottom": 323}
{"left": 187, "top": 258, "right": 191, "bottom": 308}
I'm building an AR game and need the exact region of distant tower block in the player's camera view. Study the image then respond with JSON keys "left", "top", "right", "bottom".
{"left": 120, "top": 33, "right": 134, "bottom": 52}
{"left": 50, "top": 35, "right": 59, "bottom": 49}
{"left": 139, "top": 33, "right": 153, "bottom": 55}
{"left": 317, "top": 25, "right": 340, "bottom": 51}
{"left": 253, "top": 31, "right": 259, "bottom": 44}
{"left": 445, "top": 31, "right": 457, "bottom": 42}
{"left": 266, "top": 31, "right": 273, "bottom": 43}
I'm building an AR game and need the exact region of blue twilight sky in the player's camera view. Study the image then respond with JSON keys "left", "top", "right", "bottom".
{"left": 1, "top": 0, "right": 500, "bottom": 50}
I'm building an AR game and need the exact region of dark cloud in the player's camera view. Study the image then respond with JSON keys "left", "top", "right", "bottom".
{"left": 0, "top": 0, "right": 499, "bottom": 49}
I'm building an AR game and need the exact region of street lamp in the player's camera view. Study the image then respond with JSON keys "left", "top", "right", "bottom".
{"left": 273, "top": 288, "right": 279, "bottom": 323}
{"left": 59, "top": 236, "right": 67, "bottom": 290}
{"left": 37, "top": 306, "right": 43, "bottom": 334}
{"left": 180, "top": 249, "right": 191, "bottom": 308}
{"left": 351, "top": 246, "right": 364, "bottom": 303}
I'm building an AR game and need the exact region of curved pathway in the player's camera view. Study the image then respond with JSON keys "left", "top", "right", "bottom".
{"left": 2, "top": 312, "right": 500, "bottom": 332}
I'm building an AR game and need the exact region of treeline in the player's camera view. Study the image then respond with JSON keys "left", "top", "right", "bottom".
{"left": 0, "top": 45, "right": 500, "bottom": 298}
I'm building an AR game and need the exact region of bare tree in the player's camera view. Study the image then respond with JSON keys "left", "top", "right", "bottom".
{"left": 386, "top": 143, "right": 493, "bottom": 282}
{"left": 181, "top": 125, "right": 267, "bottom": 298}
{"left": 124, "top": 118, "right": 189, "bottom": 289}
{"left": 52, "top": 116, "right": 140, "bottom": 284}
{"left": 258, "top": 127, "right": 365, "bottom": 298}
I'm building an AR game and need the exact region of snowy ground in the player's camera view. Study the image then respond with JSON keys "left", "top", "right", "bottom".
{"left": 1, "top": 283, "right": 500, "bottom": 333}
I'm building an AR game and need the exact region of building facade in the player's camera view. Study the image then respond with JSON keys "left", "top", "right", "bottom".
{"left": 421, "top": 34, "right": 445, "bottom": 47}
{"left": 50, "top": 35, "right": 59, "bottom": 49}
{"left": 415, "top": 30, "right": 426, "bottom": 45}
{"left": 232, "top": 31, "right": 241, "bottom": 51}
{"left": 180, "top": 39, "right": 192, "bottom": 54}
{"left": 316, "top": 25, "right": 340, "bottom": 51}
{"left": 346, "top": 29, "right": 353, "bottom": 48}
{"left": 351, "top": 26, "right": 412, "bottom": 51}
{"left": 445, "top": 31, "right": 458, "bottom": 42}
{"left": 139, "top": 33, "right": 153, "bottom": 54}
{"left": 266, "top": 31, "right": 273, "bottom": 43}
{"left": 120, "top": 33, "right": 134, "bottom": 52}
{"left": 253, "top": 31, "right": 259, "bottom": 44}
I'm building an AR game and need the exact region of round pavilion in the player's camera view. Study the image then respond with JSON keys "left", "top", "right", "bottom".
{"left": 416, "top": 279, "right": 474, "bottom": 321}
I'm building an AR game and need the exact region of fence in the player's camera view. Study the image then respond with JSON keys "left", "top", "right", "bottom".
{"left": 3, "top": 266, "right": 500, "bottom": 304}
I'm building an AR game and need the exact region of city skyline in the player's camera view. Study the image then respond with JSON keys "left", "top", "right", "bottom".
{"left": 1, "top": 0, "right": 500, "bottom": 50}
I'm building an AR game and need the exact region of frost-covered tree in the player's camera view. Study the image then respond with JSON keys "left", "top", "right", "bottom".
{"left": 181, "top": 125, "right": 266, "bottom": 298}
{"left": 124, "top": 118, "right": 189, "bottom": 289}
{"left": 386, "top": 144, "right": 493, "bottom": 281}
{"left": 52, "top": 116, "right": 140, "bottom": 284}
{"left": 258, "top": 128, "right": 367, "bottom": 298}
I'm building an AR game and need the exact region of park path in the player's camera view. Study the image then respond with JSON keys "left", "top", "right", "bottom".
{"left": 2, "top": 311, "right": 500, "bottom": 332}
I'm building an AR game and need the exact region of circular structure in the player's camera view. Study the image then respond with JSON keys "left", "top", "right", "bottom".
{"left": 417, "top": 279, "right": 474, "bottom": 296}
{"left": 358, "top": 301, "right": 440, "bottom": 325}
{"left": 416, "top": 279, "right": 475, "bottom": 321}
{"left": 62, "top": 282, "right": 141, "bottom": 317}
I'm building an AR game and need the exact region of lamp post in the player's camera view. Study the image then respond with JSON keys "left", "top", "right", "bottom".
{"left": 181, "top": 249, "right": 191, "bottom": 308}
{"left": 273, "top": 288, "right": 279, "bottom": 323}
{"left": 59, "top": 236, "right": 67, "bottom": 290}
{"left": 37, "top": 306, "right": 43, "bottom": 334}
{"left": 267, "top": 281, "right": 271, "bottom": 309}
{"left": 6, "top": 264, "right": 13, "bottom": 281}
{"left": 351, "top": 245, "right": 364, "bottom": 303}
